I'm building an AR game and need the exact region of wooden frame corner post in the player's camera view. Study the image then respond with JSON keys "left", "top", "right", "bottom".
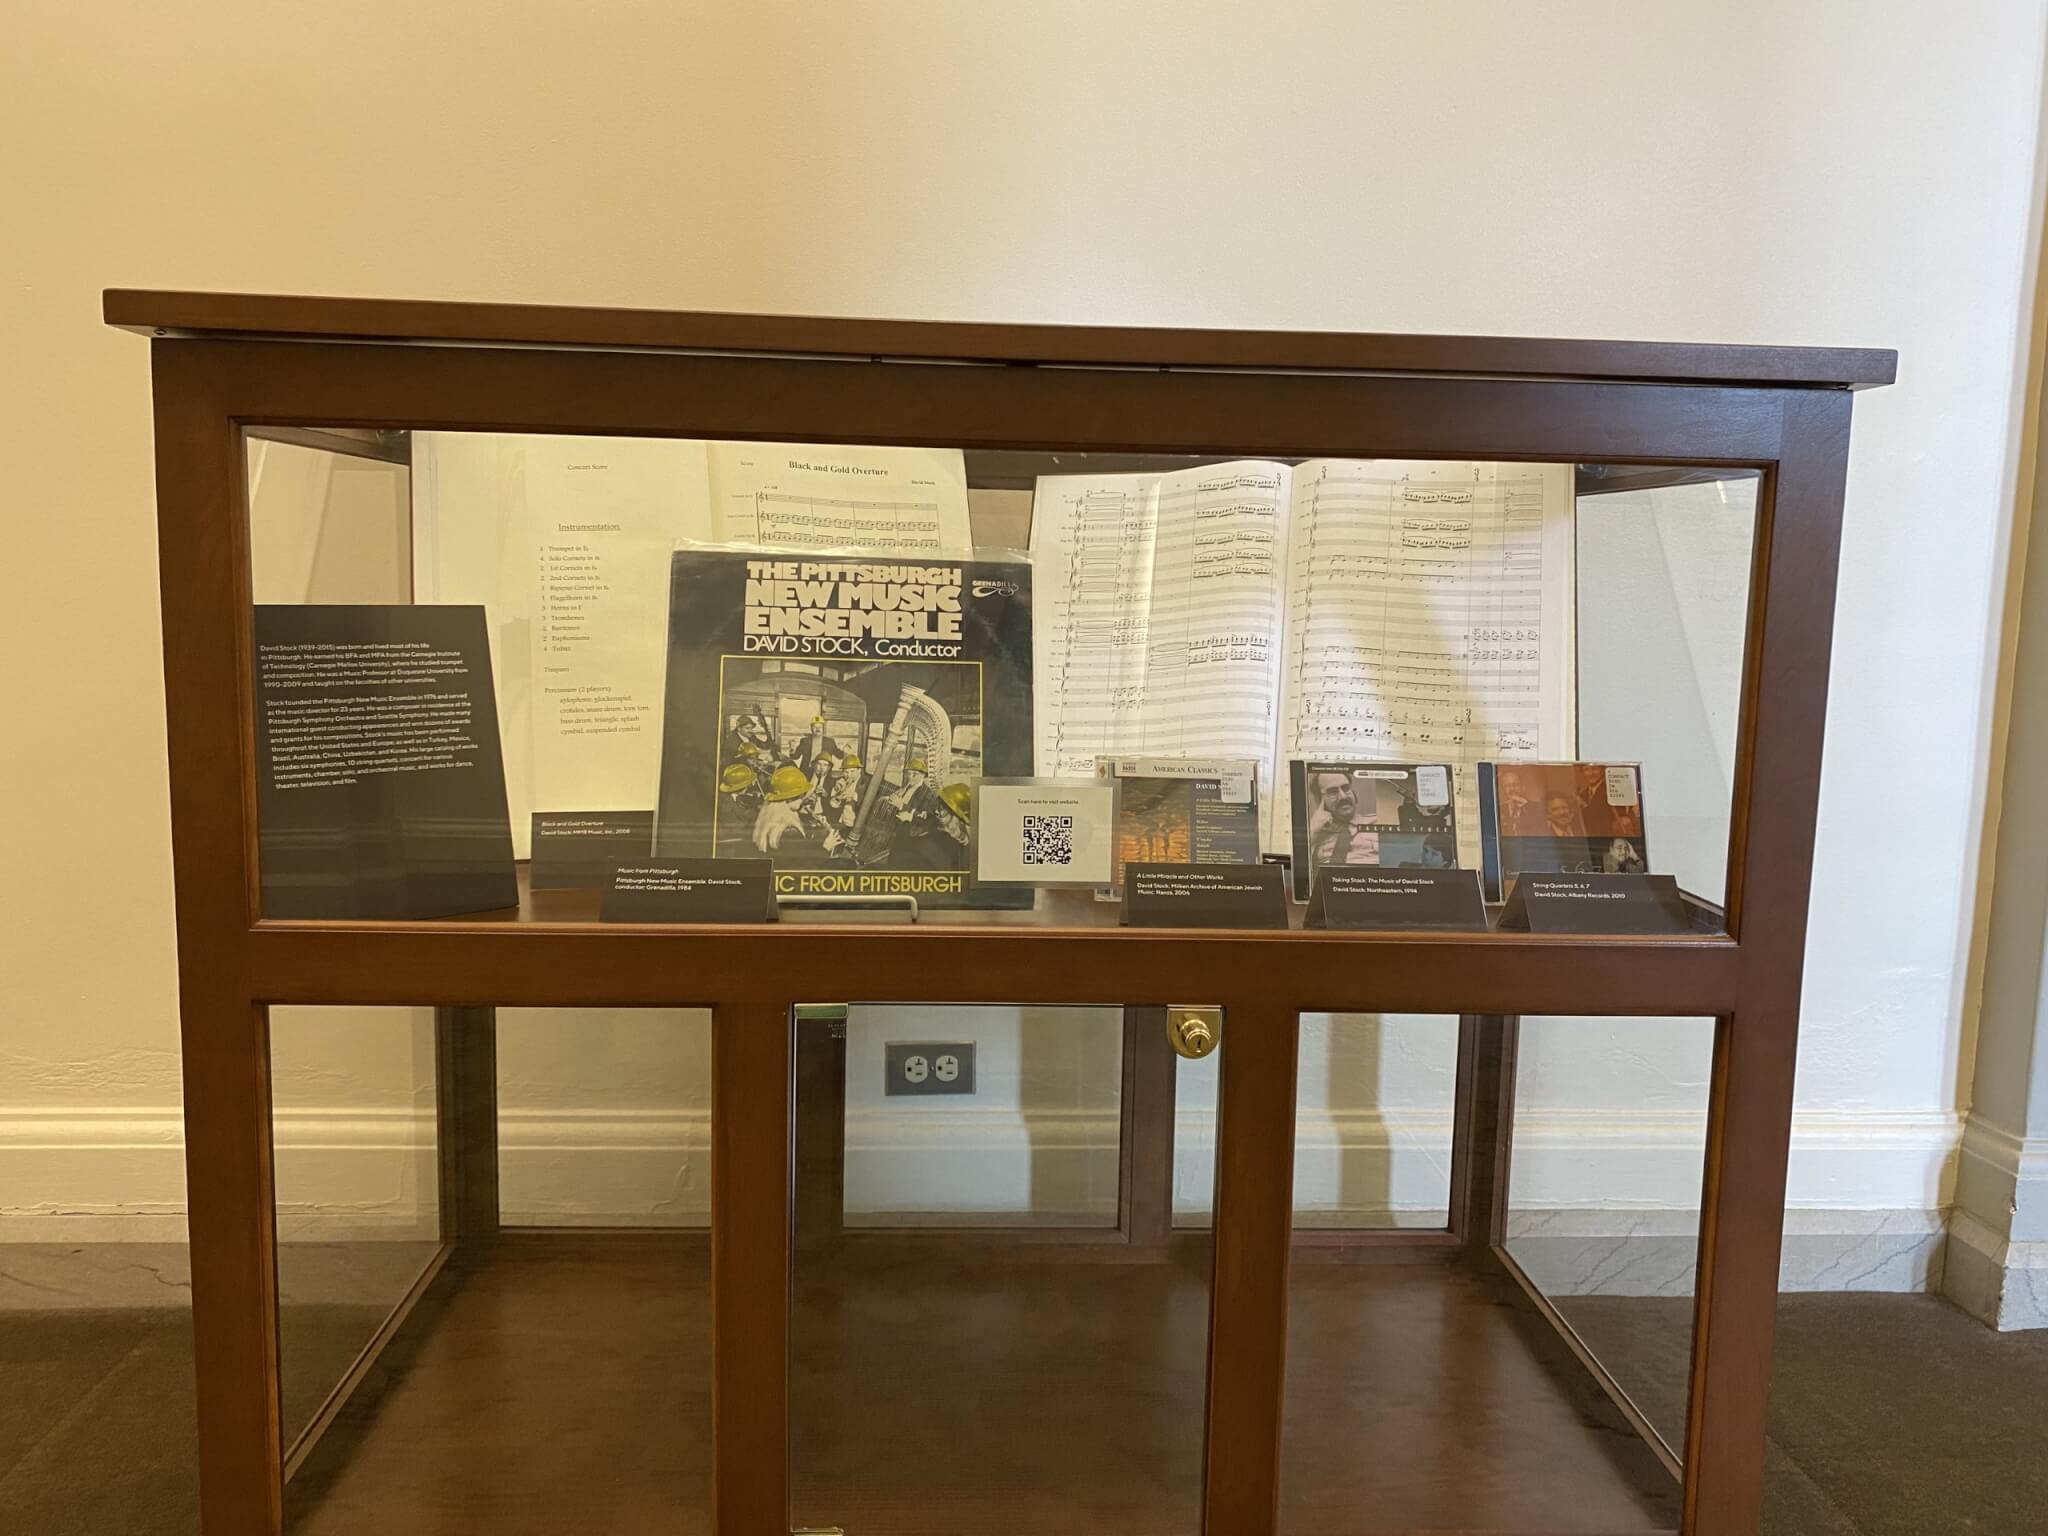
{"left": 1684, "top": 390, "right": 1854, "bottom": 1534}
{"left": 712, "top": 1001, "right": 794, "bottom": 1536}
{"left": 1202, "top": 1000, "right": 1301, "bottom": 1534}
{"left": 154, "top": 340, "right": 286, "bottom": 1535}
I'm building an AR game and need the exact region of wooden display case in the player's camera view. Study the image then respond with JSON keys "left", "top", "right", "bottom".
{"left": 106, "top": 289, "right": 1894, "bottom": 1536}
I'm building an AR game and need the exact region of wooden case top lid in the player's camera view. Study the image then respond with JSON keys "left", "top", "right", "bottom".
{"left": 104, "top": 289, "right": 1895, "bottom": 390}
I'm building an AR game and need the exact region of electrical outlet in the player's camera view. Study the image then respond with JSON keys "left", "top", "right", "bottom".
{"left": 885, "top": 1041, "right": 976, "bottom": 1096}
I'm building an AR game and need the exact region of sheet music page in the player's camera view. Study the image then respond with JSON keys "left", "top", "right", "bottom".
{"left": 413, "top": 431, "right": 537, "bottom": 851}
{"left": 708, "top": 440, "right": 972, "bottom": 555}
{"left": 1273, "top": 460, "right": 1576, "bottom": 865}
{"left": 1030, "top": 461, "right": 1290, "bottom": 795}
{"left": 415, "top": 433, "right": 714, "bottom": 855}
{"left": 524, "top": 436, "right": 712, "bottom": 826}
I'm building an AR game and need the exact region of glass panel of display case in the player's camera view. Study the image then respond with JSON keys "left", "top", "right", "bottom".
{"left": 1173, "top": 1041, "right": 1221, "bottom": 1229}
{"left": 239, "top": 430, "right": 1758, "bottom": 935}
{"left": 268, "top": 1007, "right": 441, "bottom": 1462}
{"left": 494, "top": 1007, "right": 711, "bottom": 1229}
{"left": 1293, "top": 1013, "right": 1456, "bottom": 1230}
{"left": 1504, "top": 1014, "right": 1715, "bottom": 1467}
{"left": 1183, "top": 1013, "right": 1457, "bottom": 1232}
{"left": 1278, "top": 1010, "right": 1693, "bottom": 1532}
{"left": 246, "top": 432, "right": 412, "bottom": 607}
{"left": 827, "top": 1006, "right": 1123, "bottom": 1229}
{"left": 275, "top": 1005, "right": 712, "bottom": 1531}
{"left": 791, "top": 1003, "right": 1211, "bottom": 1532}
{"left": 1575, "top": 469, "right": 1758, "bottom": 918}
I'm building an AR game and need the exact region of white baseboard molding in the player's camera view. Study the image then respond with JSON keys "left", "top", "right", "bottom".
{"left": 0, "top": 1103, "right": 1966, "bottom": 1266}
{"left": 1941, "top": 1208, "right": 2048, "bottom": 1330}
{"left": 1954, "top": 1115, "right": 2048, "bottom": 1240}
{"left": 1939, "top": 1113, "right": 2048, "bottom": 1330}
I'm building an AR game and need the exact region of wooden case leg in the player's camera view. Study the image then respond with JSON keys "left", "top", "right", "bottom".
{"left": 1684, "top": 1009, "right": 1795, "bottom": 1533}
{"left": 434, "top": 1005, "right": 499, "bottom": 1240}
{"left": 712, "top": 1002, "right": 793, "bottom": 1536}
{"left": 187, "top": 999, "right": 285, "bottom": 1534}
{"left": 1201, "top": 999, "right": 1300, "bottom": 1535}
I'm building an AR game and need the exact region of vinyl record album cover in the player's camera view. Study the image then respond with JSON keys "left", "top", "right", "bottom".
{"left": 652, "top": 550, "right": 1033, "bottom": 908}
{"left": 1286, "top": 760, "right": 1459, "bottom": 902}
{"left": 1477, "top": 761, "right": 1647, "bottom": 902}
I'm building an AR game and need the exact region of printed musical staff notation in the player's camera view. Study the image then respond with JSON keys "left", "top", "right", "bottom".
{"left": 1032, "top": 464, "right": 1286, "bottom": 783}
{"left": 1030, "top": 458, "right": 1576, "bottom": 860}
{"left": 1275, "top": 461, "right": 1574, "bottom": 865}
{"left": 753, "top": 492, "right": 948, "bottom": 553}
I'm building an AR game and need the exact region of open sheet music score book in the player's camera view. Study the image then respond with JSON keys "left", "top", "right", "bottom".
{"left": 1030, "top": 459, "right": 1577, "bottom": 867}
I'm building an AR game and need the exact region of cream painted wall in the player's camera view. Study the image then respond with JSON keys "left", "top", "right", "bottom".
{"left": 4, "top": 3, "right": 2046, "bottom": 1241}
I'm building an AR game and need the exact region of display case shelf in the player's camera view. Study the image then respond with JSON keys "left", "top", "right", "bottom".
{"left": 246, "top": 921, "right": 1741, "bottom": 1015}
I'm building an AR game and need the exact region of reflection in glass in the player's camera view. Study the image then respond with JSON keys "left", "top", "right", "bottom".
{"left": 1174, "top": 1040, "right": 1220, "bottom": 1228}
{"left": 1576, "top": 469, "right": 1758, "bottom": 910}
{"left": 1293, "top": 1014, "right": 1456, "bottom": 1230}
{"left": 793, "top": 1006, "right": 1210, "bottom": 1533}
{"left": 495, "top": 1007, "right": 711, "bottom": 1228}
{"left": 836, "top": 1006, "right": 1123, "bottom": 1228}
{"left": 246, "top": 434, "right": 411, "bottom": 607}
{"left": 1505, "top": 1014, "right": 1715, "bottom": 1460}
{"left": 1279, "top": 1011, "right": 1689, "bottom": 1532}
{"left": 269, "top": 1006, "right": 440, "bottom": 1455}
{"left": 279, "top": 1006, "right": 712, "bottom": 1532}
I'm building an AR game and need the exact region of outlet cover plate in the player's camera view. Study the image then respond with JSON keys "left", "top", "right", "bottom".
{"left": 885, "top": 1041, "right": 977, "bottom": 1096}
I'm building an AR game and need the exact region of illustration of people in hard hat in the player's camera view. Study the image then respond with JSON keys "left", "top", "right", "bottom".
{"left": 716, "top": 759, "right": 763, "bottom": 813}
{"left": 827, "top": 753, "right": 865, "bottom": 833}
{"left": 936, "top": 782, "right": 973, "bottom": 847}
{"left": 726, "top": 713, "right": 775, "bottom": 765}
{"left": 884, "top": 757, "right": 962, "bottom": 867}
{"left": 791, "top": 715, "right": 843, "bottom": 778}
{"left": 819, "top": 753, "right": 870, "bottom": 857}
{"left": 885, "top": 756, "right": 935, "bottom": 821}
{"left": 751, "top": 764, "right": 815, "bottom": 853}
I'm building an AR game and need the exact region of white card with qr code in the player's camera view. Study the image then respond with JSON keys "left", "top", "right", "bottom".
{"left": 972, "top": 779, "right": 1120, "bottom": 888}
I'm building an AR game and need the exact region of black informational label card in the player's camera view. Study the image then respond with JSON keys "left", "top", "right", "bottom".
{"left": 1496, "top": 873, "right": 1693, "bottom": 934}
{"left": 530, "top": 811, "right": 656, "bottom": 890}
{"left": 1122, "top": 862, "right": 1289, "bottom": 930}
{"left": 1307, "top": 868, "right": 1488, "bottom": 931}
{"left": 600, "top": 859, "right": 776, "bottom": 924}
{"left": 252, "top": 604, "right": 517, "bottom": 920}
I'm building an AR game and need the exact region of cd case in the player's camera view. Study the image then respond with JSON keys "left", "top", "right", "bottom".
{"left": 1095, "top": 755, "right": 1262, "bottom": 900}
{"left": 1476, "top": 761, "right": 1648, "bottom": 902}
{"left": 1286, "top": 760, "right": 1458, "bottom": 903}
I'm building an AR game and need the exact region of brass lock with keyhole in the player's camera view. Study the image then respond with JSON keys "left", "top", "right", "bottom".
{"left": 1166, "top": 1006, "right": 1222, "bottom": 1060}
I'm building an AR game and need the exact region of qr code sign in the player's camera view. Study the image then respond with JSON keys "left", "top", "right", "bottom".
{"left": 1021, "top": 814, "right": 1076, "bottom": 866}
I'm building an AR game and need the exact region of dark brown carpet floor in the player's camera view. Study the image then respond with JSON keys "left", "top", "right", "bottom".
{"left": 1559, "top": 1293, "right": 2048, "bottom": 1536}
{"left": 0, "top": 1304, "right": 382, "bottom": 1536}
{"left": 3, "top": 1288, "right": 2044, "bottom": 1533}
